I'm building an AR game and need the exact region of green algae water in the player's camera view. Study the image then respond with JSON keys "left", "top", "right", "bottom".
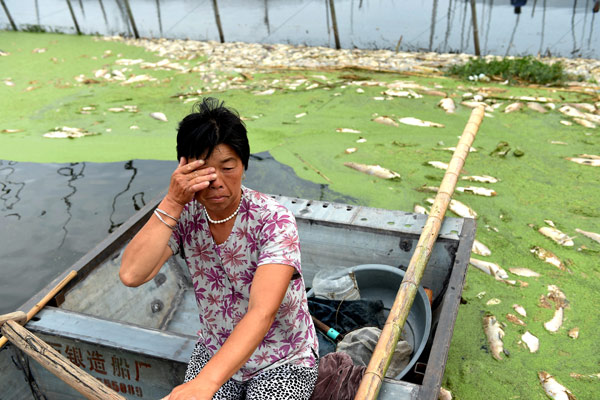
{"left": 1, "top": 32, "right": 599, "bottom": 399}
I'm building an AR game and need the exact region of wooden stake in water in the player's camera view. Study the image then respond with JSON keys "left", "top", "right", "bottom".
{"left": 65, "top": 0, "right": 82, "bottom": 35}
{"left": 212, "top": 0, "right": 225, "bottom": 43}
{"left": 328, "top": 0, "right": 341, "bottom": 49}
{"left": 354, "top": 106, "right": 485, "bottom": 400}
{"left": 123, "top": 0, "right": 140, "bottom": 38}
{"left": 470, "top": 0, "right": 481, "bottom": 55}
{"left": 0, "top": 0, "right": 18, "bottom": 31}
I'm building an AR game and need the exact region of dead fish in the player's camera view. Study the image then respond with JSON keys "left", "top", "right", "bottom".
{"left": 472, "top": 239, "right": 491, "bottom": 256}
{"left": 544, "top": 307, "right": 564, "bottom": 333}
{"left": 426, "top": 198, "right": 478, "bottom": 219}
{"left": 522, "top": 331, "right": 539, "bottom": 353}
{"left": 356, "top": 138, "right": 367, "bottom": 143}
{"left": 566, "top": 157, "right": 600, "bottom": 166}
{"left": 108, "top": 107, "right": 125, "bottom": 112}
{"left": 559, "top": 105, "right": 587, "bottom": 119}
{"left": 579, "top": 154, "right": 600, "bottom": 159}
{"left": 530, "top": 247, "right": 566, "bottom": 271}
{"left": 295, "top": 112, "right": 307, "bottom": 118}
{"left": 149, "top": 112, "right": 168, "bottom": 122}
{"left": 504, "top": 102, "right": 524, "bottom": 113}
{"left": 343, "top": 162, "right": 401, "bottom": 180}
{"left": 560, "top": 120, "right": 573, "bottom": 126}
{"left": 427, "top": 161, "right": 449, "bottom": 170}
{"left": 506, "top": 313, "right": 526, "bottom": 326}
{"left": 575, "top": 228, "right": 600, "bottom": 244}
{"left": 345, "top": 147, "right": 357, "bottom": 154}
{"left": 486, "top": 298, "right": 501, "bottom": 306}
{"left": 539, "top": 295, "right": 553, "bottom": 309}
{"left": 568, "top": 327, "right": 579, "bottom": 339}
{"left": 570, "top": 372, "right": 600, "bottom": 380}
{"left": 416, "top": 185, "right": 439, "bottom": 193}
{"left": 509, "top": 267, "right": 541, "bottom": 278}
{"left": 373, "top": 116, "right": 399, "bottom": 127}
{"left": 538, "top": 227, "right": 574, "bottom": 247}
{"left": 336, "top": 128, "right": 361, "bottom": 134}
{"left": 254, "top": 88, "right": 275, "bottom": 95}
{"left": 572, "top": 118, "right": 596, "bottom": 129}
{"left": 513, "top": 304, "right": 527, "bottom": 317}
{"left": 547, "top": 285, "right": 568, "bottom": 309}
{"left": 424, "top": 89, "right": 447, "bottom": 97}
{"left": 550, "top": 141, "right": 568, "bottom": 145}
{"left": 483, "top": 314, "right": 506, "bottom": 360}
{"left": 527, "top": 102, "right": 548, "bottom": 113}
{"left": 469, "top": 258, "right": 515, "bottom": 284}
{"left": 438, "top": 98, "right": 456, "bottom": 113}
{"left": 43, "top": 126, "right": 98, "bottom": 139}
{"left": 538, "top": 371, "right": 576, "bottom": 400}
{"left": 356, "top": 88, "right": 364, "bottom": 94}
{"left": 461, "top": 175, "right": 498, "bottom": 183}
{"left": 456, "top": 186, "right": 497, "bottom": 197}
{"left": 461, "top": 101, "right": 493, "bottom": 112}
{"left": 1, "top": 129, "right": 23, "bottom": 133}
{"left": 399, "top": 117, "right": 444, "bottom": 128}
{"left": 570, "top": 103, "right": 596, "bottom": 113}
{"left": 544, "top": 220, "right": 556, "bottom": 227}
{"left": 383, "top": 89, "right": 421, "bottom": 98}
{"left": 413, "top": 204, "right": 429, "bottom": 214}
{"left": 438, "top": 387, "right": 452, "bottom": 400}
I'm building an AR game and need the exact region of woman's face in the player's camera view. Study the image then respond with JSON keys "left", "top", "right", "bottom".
{"left": 192, "top": 143, "right": 244, "bottom": 218}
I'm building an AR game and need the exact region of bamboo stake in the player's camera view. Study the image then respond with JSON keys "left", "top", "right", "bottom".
{"left": 0, "top": 270, "right": 77, "bottom": 349}
{"left": 123, "top": 0, "right": 140, "bottom": 39}
{"left": 470, "top": 0, "right": 481, "bottom": 55}
{"left": 354, "top": 106, "right": 485, "bottom": 400}
{"left": 155, "top": 0, "right": 163, "bottom": 36}
{"left": 328, "top": 0, "right": 341, "bottom": 49}
{"left": 212, "top": 0, "right": 225, "bottom": 43}
{"left": 0, "top": 0, "right": 18, "bottom": 31}
{"left": 98, "top": 0, "right": 109, "bottom": 26}
{"left": 65, "top": 0, "right": 81, "bottom": 35}
{"left": 1, "top": 319, "right": 125, "bottom": 400}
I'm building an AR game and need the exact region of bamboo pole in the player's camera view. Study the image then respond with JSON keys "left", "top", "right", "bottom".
{"left": 123, "top": 0, "right": 140, "bottom": 39}
{"left": 65, "top": 0, "right": 81, "bottom": 35}
{"left": 212, "top": 0, "right": 225, "bottom": 43}
{"left": 98, "top": 0, "right": 108, "bottom": 26}
{"left": 0, "top": 0, "right": 18, "bottom": 31}
{"left": 354, "top": 106, "right": 485, "bottom": 400}
{"left": 1, "top": 319, "right": 125, "bottom": 400}
{"left": 328, "top": 0, "right": 341, "bottom": 49}
{"left": 155, "top": 0, "right": 163, "bottom": 36}
{"left": 0, "top": 270, "right": 77, "bottom": 349}
{"left": 470, "top": 0, "right": 481, "bottom": 55}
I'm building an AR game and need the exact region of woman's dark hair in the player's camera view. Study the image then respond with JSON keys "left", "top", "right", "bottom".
{"left": 176, "top": 97, "right": 249, "bottom": 170}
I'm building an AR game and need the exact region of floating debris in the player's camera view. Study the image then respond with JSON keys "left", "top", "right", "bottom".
{"left": 438, "top": 98, "right": 456, "bottom": 113}
{"left": 570, "top": 103, "right": 596, "bottom": 113}
{"left": 373, "top": 116, "right": 399, "bottom": 127}
{"left": 486, "top": 298, "right": 501, "bottom": 306}
{"left": 538, "top": 371, "right": 576, "bottom": 400}
{"left": 413, "top": 204, "right": 429, "bottom": 214}
{"left": 570, "top": 372, "right": 599, "bottom": 380}
{"left": 461, "top": 101, "right": 493, "bottom": 112}
{"left": 1, "top": 129, "right": 23, "bottom": 134}
{"left": 509, "top": 268, "right": 541, "bottom": 278}
{"left": 32, "top": 47, "right": 47, "bottom": 54}
{"left": 550, "top": 141, "right": 568, "bottom": 145}
{"left": 483, "top": 314, "right": 506, "bottom": 360}
{"left": 149, "top": 112, "right": 168, "bottom": 122}
{"left": 559, "top": 105, "right": 586, "bottom": 119}
{"left": 456, "top": 186, "right": 497, "bottom": 197}
{"left": 343, "top": 162, "right": 401, "bottom": 180}
{"left": 356, "top": 138, "right": 367, "bottom": 143}
{"left": 295, "top": 112, "right": 307, "bottom": 118}
{"left": 469, "top": 258, "right": 515, "bottom": 285}
{"left": 398, "top": 117, "right": 444, "bottom": 128}
{"left": 527, "top": 102, "right": 548, "bottom": 113}
{"left": 461, "top": 175, "right": 499, "bottom": 183}
{"left": 121, "top": 74, "right": 156, "bottom": 85}
{"left": 506, "top": 313, "right": 526, "bottom": 326}
{"left": 427, "top": 161, "right": 448, "bottom": 170}
{"left": 560, "top": 120, "right": 573, "bottom": 126}
{"left": 547, "top": 285, "right": 568, "bottom": 309}
{"left": 336, "top": 128, "right": 361, "bottom": 134}
{"left": 43, "top": 126, "right": 98, "bottom": 139}
{"left": 568, "top": 327, "right": 579, "bottom": 339}
{"left": 382, "top": 89, "right": 421, "bottom": 98}
{"left": 504, "top": 102, "right": 524, "bottom": 113}
{"left": 544, "top": 307, "right": 564, "bottom": 333}
{"left": 538, "top": 226, "right": 575, "bottom": 247}
{"left": 513, "top": 304, "right": 527, "bottom": 317}
{"left": 575, "top": 228, "right": 600, "bottom": 244}
{"left": 472, "top": 239, "right": 491, "bottom": 256}
{"left": 345, "top": 147, "right": 357, "bottom": 154}
{"left": 438, "top": 387, "right": 452, "bottom": 400}
{"left": 566, "top": 157, "right": 600, "bottom": 167}
{"left": 530, "top": 247, "right": 566, "bottom": 271}
{"left": 522, "top": 331, "right": 539, "bottom": 353}
{"left": 572, "top": 118, "right": 596, "bottom": 129}
{"left": 490, "top": 141, "right": 511, "bottom": 157}
{"left": 254, "top": 88, "right": 275, "bottom": 95}
{"left": 108, "top": 107, "right": 125, "bottom": 112}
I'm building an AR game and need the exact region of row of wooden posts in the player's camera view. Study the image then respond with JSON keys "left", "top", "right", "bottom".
{"left": 0, "top": 0, "right": 483, "bottom": 55}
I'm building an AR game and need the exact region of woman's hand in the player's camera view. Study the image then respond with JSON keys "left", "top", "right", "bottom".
{"left": 160, "top": 379, "right": 215, "bottom": 400}
{"left": 165, "top": 157, "right": 217, "bottom": 207}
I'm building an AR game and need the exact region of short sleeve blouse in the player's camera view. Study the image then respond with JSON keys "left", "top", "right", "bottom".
{"left": 169, "top": 186, "right": 318, "bottom": 381}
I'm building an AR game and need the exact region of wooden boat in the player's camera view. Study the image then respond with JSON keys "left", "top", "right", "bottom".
{"left": 0, "top": 192, "right": 475, "bottom": 400}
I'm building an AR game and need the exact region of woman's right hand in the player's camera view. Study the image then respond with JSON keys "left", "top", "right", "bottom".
{"left": 165, "top": 157, "right": 217, "bottom": 207}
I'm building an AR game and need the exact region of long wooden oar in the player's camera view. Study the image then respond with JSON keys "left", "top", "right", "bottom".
{"left": 0, "top": 270, "right": 77, "bottom": 349}
{"left": 354, "top": 106, "right": 485, "bottom": 399}
{"left": 1, "top": 311, "right": 125, "bottom": 400}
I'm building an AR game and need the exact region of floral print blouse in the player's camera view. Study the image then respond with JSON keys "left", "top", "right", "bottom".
{"left": 169, "top": 186, "right": 318, "bottom": 381}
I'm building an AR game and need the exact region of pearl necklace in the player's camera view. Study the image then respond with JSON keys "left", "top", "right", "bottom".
{"left": 204, "top": 197, "right": 242, "bottom": 224}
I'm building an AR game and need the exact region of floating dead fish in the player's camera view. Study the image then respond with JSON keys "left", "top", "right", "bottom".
{"left": 461, "top": 175, "right": 498, "bottom": 183}
{"left": 559, "top": 105, "right": 587, "bottom": 119}
{"left": 149, "top": 112, "right": 168, "bottom": 122}
{"left": 254, "top": 88, "right": 275, "bottom": 95}
{"left": 1, "top": 129, "right": 23, "bottom": 133}
{"left": 472, "top": 239, "right": 491, "bottom": 256}
{"left": 504, "top": 102, "right": 523, "bottom": 113}
{"left": 550, "top": 141, "right": 568, "bottom": 145}
{"left": 413, "top": 204, "right": 429, "bottom": 214}
{"left": 121, "top": 74, "right": 156, "bottom": 85}
{"left": 81, "top": 106, "right": 96, "bottom": 112}
{"left": 579, "top": 154, "right": 600, "bottom": 159}
{"left": 544, "top": 307, "right": 564, "bottom": 332}
{"left": 527, "top": 102, "right": 548, "bottom": 113}
{"left": 513, "top": 304, "right": 527, "bottom": 317}
{"left": 427, "top": 161, "right": 448, "bottom": 170}
{"left": 506, "top": 313, "right": 526, "bottom": 326}
{"left": 538, "top": 371, "right": 576, "bottom": 400}
{"left": 356, "top": 138, "right": 367, "bottom": 143}
{"left": 461, "top": 101, "right": 493, "bottom": 112}
{"left": 570, "top": 372, "right": 600, "bottom": 380}
{"left": 486, "top": 298, "right": 501, "bottom": 306}
{"left": 517, "top": 96, "right": 552, "bottom": 103}
{"left": 373, "top": 116, "right": 399, "bottom": 127}
{"left": 356, "top": 88, "right": 365, "bottom": 94}
{"left": 399, "top": 117, "right": 444, "bottom": 128}
{"left": 295, "top": 112, "right": 307, "bottom": 118}
{"left": 483, "top": 314, "right": 506, "bottom": 360}
{"left": 416, "top": 185, "right": 439, "bottom": 193}
{"left": 560, "top": 120, "right": 573, "bottom": 126}
{"left": 544, "top": 220, "right": 556, "bottom": 227}
{"left": 129, "top": 125, "right": 139, "bottom": 130}
{"left": 469, "top": 258, "right": 515, "bottom": 284}
{"left": 343, "top": 162, "right": 401, "bottom": 180}
{"left": 575, "top": 228, "right": 600, "bottom": 244}
{"left": 43, "top": 126, "right": 98, "bottom": 139}
{"left": 32, "top": 47, "right": 47, "bottom": 54}
{"left": 456, "top": 186, "right": 497, "bottom": 197}
{"left": 108, "top": 107, "right": 125, "bottom": 113}
{"left": 539, "top": 295, "right": 553, "bottom": 309}
{"left": 383, "top": 89, "right": 422, "bottom": 98}
{"left": 438, "top": 387, "right": 452, "bottom": 400}
{"left": 426, "top": 198, "right": 478, "bottom": 219}
{"left": 547, "top": 285, "right": 568, "bottom": 309}
{"left": 423, "top": 89, "right": 447, "bottom": 97}
{"left": 305, "top": 83, "right": 319, "bottom": 90}
{"left": 336, "top": 128, "right": 361, "bottom": 134}
{"left": 509, "top": 267, "right": 541, "bottom": 278}
{"left": 566, "top": 157, "right": 600, "bottom": 166}
{"left": 522, "top": 331, "right": 539, "bottom": 353}
{"left": 568, "top": 327, "right": 579, "bottom": 339}
{"left": 538, "top": 227, "right": 574, "bottom": 247}
{"left": 530, "top": 247, "right": 566, "bottom": 271}
{"left": 570, "top": 103, "right": 596, "bottom": 113}
{"left": 345, "top": 147, "right": 357, "bottom": 154}
{"left": 572, "top": 118, "right": 596, "bottom": 129}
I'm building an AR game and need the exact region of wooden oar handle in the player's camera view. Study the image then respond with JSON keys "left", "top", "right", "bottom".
{"left": 311, "top": 315, "right": 343, "bottom": 341}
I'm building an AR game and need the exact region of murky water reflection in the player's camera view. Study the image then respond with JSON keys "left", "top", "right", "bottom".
{"left": 0, "top": 153, "right": 354, "bottom": 314}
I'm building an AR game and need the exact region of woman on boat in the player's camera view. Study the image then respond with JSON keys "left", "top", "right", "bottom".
{"left": 119, "top": 98, "right": 319, "bottom": 400}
